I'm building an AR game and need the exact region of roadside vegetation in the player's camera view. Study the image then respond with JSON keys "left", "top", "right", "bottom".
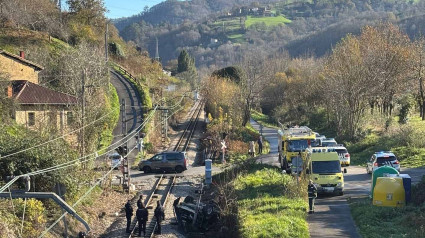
{"left": 346, "top": 115, "right": 425, "bottom": 168}
{"left": 0, "top": 0, "right": 180, "bottom": 236}
{"left": 250, "top": 110, "right": 279, "bottom": 129}
{"left": 349, "top": 175, "right": 425, "bottom": 238}
{"left": 213, "top": 163, "right": 308, "bottom": 238}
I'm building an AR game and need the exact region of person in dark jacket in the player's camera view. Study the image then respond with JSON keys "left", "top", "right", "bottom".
{"left": 154, "top": 201, "right": 165, "bottom": 234}
{"left": 136, "top": 203, "right": 149, "bottom": 237}
{"left": 124, "top": 200, "right": 133, "bottom": 233}
{"left": 137, "top": 195, "right": 143, "bottom": 208}
{"left": 308, "top": 180, "right": 318, "bottom": 214}
{"left": 257, "top": 136, "right": 263, "bottom": 154}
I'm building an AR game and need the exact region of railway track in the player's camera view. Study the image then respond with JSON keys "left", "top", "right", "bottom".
{"left": 173, "top": 99, "right": 204, "bottom": 152}
{"left": 127, "top": 100, "right": 204, "bottom": 238}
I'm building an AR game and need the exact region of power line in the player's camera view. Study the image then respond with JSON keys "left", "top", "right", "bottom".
{"left": 0, "top": 107, "right": 158, "bottom": 193}
{"left": 0, "top": 110, "right": 116, "bottom": 160}
{"left": 1, "top": 92, "right": 189, "bottom": 192}
{"left": 38, "top": 102, "right": 186, "bottom": 237}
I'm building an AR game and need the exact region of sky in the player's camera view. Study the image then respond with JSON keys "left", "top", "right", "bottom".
{"left": 104, "top": 0, "right": 164, "bottom": 19}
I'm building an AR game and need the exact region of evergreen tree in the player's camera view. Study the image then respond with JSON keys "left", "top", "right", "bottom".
{"left": 177, "top": 50, "right": 198, "bottom": 88}
{"left": 177, "top": 50, "right": 195, "bottom": 73}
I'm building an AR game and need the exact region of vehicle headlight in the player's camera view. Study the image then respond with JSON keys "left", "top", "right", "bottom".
{"left": 336, "top": 182, "right": 342, "bottom": 187}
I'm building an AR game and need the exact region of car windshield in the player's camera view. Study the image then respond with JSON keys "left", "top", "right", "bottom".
{"left": 287, "top": 140, "right": 309, "bottom": 152}
{"left": 312, "top": 161, "right": 341, "bottom": 174}
{"left": 322, "top": 141, "right": 337, "bottom": 147}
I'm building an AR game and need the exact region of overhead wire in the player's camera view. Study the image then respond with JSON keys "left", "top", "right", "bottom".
{"left": 0, "top": 91, "right": 190, "bottom": 192}
{"left": 0, "top": 106, "right": 157, "bottom": 193}
{"left": 0, "top": 110, "right": 116, "bottom": 159}
{"left": 1, "top": 68, "right": 162, "bottom": 159}
{"left": 36, "top": 105, "right": 184, "bottom": 237}
{"left": 38, "top": 100, "right": 188, "bottom": 237}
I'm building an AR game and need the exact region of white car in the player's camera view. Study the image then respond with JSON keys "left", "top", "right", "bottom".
{"left": 321, "top": 138, "right": 338, "bottom": 147}
{"left": 328, "top": 145, "right": 350, "bottom": 166}
{"left": 109, "top": 153, "right": 123, "bottom": 169}
{"left": 366, "top": 151, "right": 400, "bottom": 174}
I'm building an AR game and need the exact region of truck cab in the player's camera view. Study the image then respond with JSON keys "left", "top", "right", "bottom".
{"left": 306, "top": 148, "right": 346, "bottom": 196}
{"left": 278, "top": 126, "right": 316, "bottom": 173}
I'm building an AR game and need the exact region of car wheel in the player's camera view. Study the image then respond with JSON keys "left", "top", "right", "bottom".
{"left": 175, "top": 166, "right": 184, "bottom": 173}
{"left": 339, "top": 191, "right": 344, "bottom": 196}
{"left": 143, "top": 166, "right": 152, "bottom": 173}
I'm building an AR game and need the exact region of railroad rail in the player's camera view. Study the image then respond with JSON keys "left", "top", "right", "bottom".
{"left": 174, "top": 100, "right": 204, "bottom": 152}
{"left": 127, "top": 100, "right": 203, "bottom": 237}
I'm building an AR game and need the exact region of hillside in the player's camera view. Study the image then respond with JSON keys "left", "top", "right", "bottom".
{"left": 116, "top": 0, "right": 425, "bottom": 69}
{"left": 0, "top": 2, "right": 173, "bottom": 237}
{"left": 113, "top": 0, "right": 284, "bottom": 30}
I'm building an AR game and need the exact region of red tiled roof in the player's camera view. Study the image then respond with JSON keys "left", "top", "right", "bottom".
{"left": 11, "top": 80, "right": 78, "bottom": 105}
{"left": 0, "top": 50, "right": 44, "bottom": 70}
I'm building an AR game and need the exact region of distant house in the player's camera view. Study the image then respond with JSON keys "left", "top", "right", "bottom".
{"left": 0, "top": 50, "right": 43, "bottom": 84}
{"left": 0, "top": 49, "right": 77, "bottom": 131}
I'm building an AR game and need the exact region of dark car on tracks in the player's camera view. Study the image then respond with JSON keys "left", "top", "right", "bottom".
{"left": 138, "top": 151, "right": 188, "bottom": 173}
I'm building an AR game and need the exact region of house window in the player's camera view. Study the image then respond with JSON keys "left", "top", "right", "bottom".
{"left": 28, "top": 112, "right": 35, "bottom": 126}
{"left": 67, "top": 112, "right": 73, "bottom": 126}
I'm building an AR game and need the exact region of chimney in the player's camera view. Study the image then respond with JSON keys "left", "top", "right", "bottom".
{"left": 6, "top": 85, "right": 12, "bottom": 98}
{"left": 20, "top": 51, "right": 25, "bottom": 59}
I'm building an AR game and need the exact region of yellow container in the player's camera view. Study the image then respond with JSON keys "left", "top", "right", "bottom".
{"left": 373, "top": 177, "right": 405, "bottom": 207}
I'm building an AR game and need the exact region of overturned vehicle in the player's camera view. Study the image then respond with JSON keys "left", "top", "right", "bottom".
{"left": 173, "top": 196, "right": 221, "bottom": 232}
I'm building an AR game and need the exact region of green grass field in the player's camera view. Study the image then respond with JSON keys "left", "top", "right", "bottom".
{"left": 245, "top": 15, "right": 292, "bottom": 27}
{"left": 227, "top": 33, "right": 245, "bottom": 43}
{"left": 234, "top": 165, "right": 309, "bottom": 238}
{"left": 349, "top": 197, "right": 425, "bottom": 238}
{"left": 347, "top": 116, "right": 425, "bottom": 168}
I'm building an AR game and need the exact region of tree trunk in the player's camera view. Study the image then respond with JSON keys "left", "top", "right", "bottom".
{"left": 242, "top": 99, "right": 251, "bottom": 127}
{"left": 421, "top": 100, "right": 425, "bottom": 121}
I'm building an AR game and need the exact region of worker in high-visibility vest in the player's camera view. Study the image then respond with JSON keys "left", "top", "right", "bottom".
{"left": 308, "top": 180, "right": 317, "bottom": 214}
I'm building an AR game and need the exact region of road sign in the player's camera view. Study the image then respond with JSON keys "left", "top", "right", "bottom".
{"left": 221, "top": 141, "right": 227, "bottom": 150}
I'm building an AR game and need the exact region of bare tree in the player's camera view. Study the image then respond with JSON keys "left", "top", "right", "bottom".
{"left": 412, "top": 38, "right": 425, "bottom": 120}
{"left": 238, "top": 49, "right": 287, "bottom": 126}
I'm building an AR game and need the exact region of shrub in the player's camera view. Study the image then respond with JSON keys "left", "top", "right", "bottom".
{"left": 412, "top": 175, "right": 425, "bottom": 206}
{"left": 143, "top": 142, "right": 154, "bottom": 154}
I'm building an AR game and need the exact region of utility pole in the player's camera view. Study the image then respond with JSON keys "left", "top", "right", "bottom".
{"left": 121, "top": 98, "right": 126, "bottom": 137}
{"left": 155, "top": 37, "right": 160, "bottom": 62}
{"left": 121, "top": 99, "right": 130, "bottom": 193}
{"left": 105, "top": 23, "right": 109, "bottom": 62}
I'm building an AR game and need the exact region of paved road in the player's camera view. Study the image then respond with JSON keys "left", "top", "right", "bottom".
{"left": 250, "top": 119, "right": 425, "bottom": 238}
{"left": 249, "top": 119, "right": 360, "bottom": 238}
{"left": 110, "top": 70, "right": 143, "bottom": 163}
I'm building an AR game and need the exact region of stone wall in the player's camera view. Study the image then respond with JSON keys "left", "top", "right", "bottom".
{"left": 0, "top": 54, "right": 39, "bottom": 84}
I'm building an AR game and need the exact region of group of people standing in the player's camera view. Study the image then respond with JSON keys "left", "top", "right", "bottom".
{"left": 248, "top": 136, "right": 263, "bottom": 157}
{"left": 125, "top": 195, "right": 165, "bottom": 237}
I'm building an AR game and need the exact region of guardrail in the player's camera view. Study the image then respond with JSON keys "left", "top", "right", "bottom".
{"left": 114, "top": 64, "right": 139, "bottom": 84}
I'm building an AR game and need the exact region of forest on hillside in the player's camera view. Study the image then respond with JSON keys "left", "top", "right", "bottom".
{"left": 115, "top": 0, "right": 425, "bottom": 73}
